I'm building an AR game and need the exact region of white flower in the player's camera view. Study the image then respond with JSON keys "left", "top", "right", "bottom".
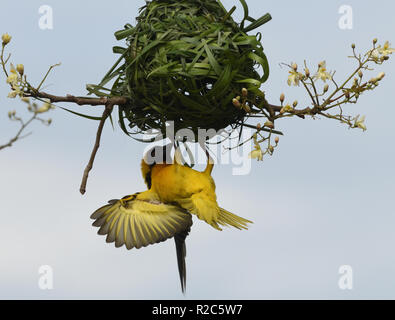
{"left": 7, "top": 84, "right": 22, "bottom": 98}
{"left": 371, "top": 49, "right": 380, "bottom": 61}
{"left": 7, "top": 90, "right": 18, "bottom": 98}
{"left": 287, "top": 70, "right": 302, "bottom": 86}
{"left": 6, "top": 72, "right": 18, "bottom": 85}
{"left": 249, "top": 136, "right": 264, "bottom": 161}
{"left": 378, "top": 41, "right": 395, "bottom": 56}
{"left": 249, "top": 147, "right": 263, "bottom": 161}
{"left": 354, "top": 115, "right": 367, "bottom": 131}
{"left": 36, "top": 100, "right": 54, "bottom": 113}
{"left": 314, "top": 61, "right": 332, "bottom": 82}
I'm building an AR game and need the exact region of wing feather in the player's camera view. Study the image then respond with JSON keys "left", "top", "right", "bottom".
{"left": 115, "top": 214, "right": 126, "bottom": 248}
{"left": 129, "top": 215, "right": 139, "bottom": 248}
{"left": 91, "top": 194, "right": 192, "bottom": 250}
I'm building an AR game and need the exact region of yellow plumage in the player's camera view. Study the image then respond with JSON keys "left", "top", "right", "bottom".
{"left": 91, "top": 191, "right": 192, "bottom": 250}
{"left": 91, "top": 145, "right": 252, "bottom": 293}
{"left": 141, "top": 148, "right": 252, "bottom": 230}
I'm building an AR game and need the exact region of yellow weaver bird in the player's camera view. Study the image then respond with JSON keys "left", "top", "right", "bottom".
{"left": 90, "top": 145, "right": 252, "bottom": 293}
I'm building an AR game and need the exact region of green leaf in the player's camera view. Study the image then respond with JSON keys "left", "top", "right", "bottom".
{"left": 238, "top": 0, "right": 249, "bottom": 29}
{"left": 58, "top": 107, "right": 103, "bottom": 120}
{"left": 115, "top": 27, "right": 135, "bottom": 40}
{"left": 203, "top": 41, "right": 221, "bottom": 76}
{"left": 243, "top": 13, "right": 272, "bottom": 33}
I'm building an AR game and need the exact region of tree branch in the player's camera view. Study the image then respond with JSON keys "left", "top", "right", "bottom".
{"left": 29, "top": 91, "right": 128, "bottom": 106}
{"left": 24, "top": 87, "right": 129, "bottom": 195}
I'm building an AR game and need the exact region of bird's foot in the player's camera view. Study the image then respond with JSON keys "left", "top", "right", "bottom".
{"left": 119, "top": 194, "right": 136, "bottom": 206}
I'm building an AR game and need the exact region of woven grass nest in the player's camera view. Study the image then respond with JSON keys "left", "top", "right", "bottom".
{"left": 90, "top": 0, "right": 271, "bottom": 140}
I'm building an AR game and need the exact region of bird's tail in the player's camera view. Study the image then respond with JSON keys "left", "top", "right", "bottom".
{"left": 218, "top": 207, "right": 253, "bottom": 230}
{"left": 174, "top": 227, "right": 191, "bottom": 294}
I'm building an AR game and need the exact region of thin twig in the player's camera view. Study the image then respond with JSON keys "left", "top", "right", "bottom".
{"left": 79, "top": 102, "right": 114, "bottom": 195}
{"left": 0, "top": 115, "right": 36, "bottom": 151}
{"left": 36, "top": 63, "right": 61, "bottom": 91}
{"left": 1, "top": 44, "right": 10, "bottom": 78}
{"left": 25, "top": 86, "right": 128, "bottom": 195}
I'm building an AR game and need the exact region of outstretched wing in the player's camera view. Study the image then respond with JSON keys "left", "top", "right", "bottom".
{"left": 91, "top": 196, "right": 192, "bottom": 250}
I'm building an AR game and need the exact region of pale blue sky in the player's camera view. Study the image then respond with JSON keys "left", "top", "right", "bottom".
{"left": 0, "top": 0, "right": 395, "bottom": 299}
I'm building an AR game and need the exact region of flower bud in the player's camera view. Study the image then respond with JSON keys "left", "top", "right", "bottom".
{"left": 351, "top": 43, "right": 356, "bottom": 49}
{"left": 7, "top": 90, "right": 18, "bottom": 98}
{"left": 256, "top": 123, "right": 262, "bottom": 130}
{"left": 323, "top": 84, "right": 329, "bottom": 93}
{"left": 305, "top": 68, "right": 310, "bottom": 77}
{"left": 373, "top": 38, "right": 378, "bottom": 45}
{"left": 16, "top": 64, "right": 24, "bottom": 75}
{"left": 279, "top": 93, "right": 285, "bottom": 103}
{"left": 274, "top": 136, "right": 279, "bottom": 144}
{"left": 357, "top": 71, "right": 363, "bottom": 79}
{"left": 264, "top": 120, "right": 274, "bottom": 129}
{"left": 377, "top": 72, "right": 385, "bottom": 80}
{"left": 236, "top": 96, "right": 241, "bottom": 101}
{"left": 2, "top": 33, "right": 11, "bottom": 45}
{"left": 269, "top": 145, "right": 274, "bottom": 153}
{"left": 291, "top": 63, "right": 298, "bottom": 71}
{"left": 232, "top": 98, "right": 241, "bottom": 108}
{"left": 242, "top": 88, "right": 248, "bottom": 97}
{"left": 292, "top": 100, "right": 298, "bottom": 108}
{"left": 47, "top": 119, "right": 52, "bottom": 125}
{"left": 243, "top": 104, "right": 251, "bottom": 113}
{"left": 345, "top": 91, "right": 350, "bottom": 99}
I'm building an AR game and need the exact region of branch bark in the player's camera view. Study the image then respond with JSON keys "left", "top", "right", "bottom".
{"left": 25, "top": 89, "right": 129, "bottom": 195}
{"left": 30, "top": 91, "right": 128, "bottom": 106}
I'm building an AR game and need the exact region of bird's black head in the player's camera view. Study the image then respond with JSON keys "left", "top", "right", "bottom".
{"left": 142, "top": 144, "right": 173, "bottom": 189}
